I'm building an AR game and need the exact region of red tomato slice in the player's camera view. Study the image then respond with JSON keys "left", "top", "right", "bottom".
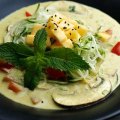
{"left": 25, "top": 11, "right": 32, "bottom": 17}
{"left": 46, "top": 68, "right": 66, "bottom": 80}
{"left": 3, "top": 76, "right": 23, "bottom": 93}
{"left": 0, "top": 61, "right": 13, "bottom": 69}
{"left": 0, "top": 61, "right": 13, "bottom": 73}
{"left": 111, "top": 42, "right": 120, "bottom": 55}
{"left": 8, "top": 81, "right": 23, "bottom": 93}
{"left": 3, "top": 76, "right": 13, "bottom": 82}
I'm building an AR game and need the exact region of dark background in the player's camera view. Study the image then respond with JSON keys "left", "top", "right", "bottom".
{"left": 0, "top": 0, "right": 120, "bottom": 120}
{"left": 0, "top": 0, "right": 120, "bottom": 23}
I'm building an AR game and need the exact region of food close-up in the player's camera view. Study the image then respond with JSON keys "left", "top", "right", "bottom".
{"left": 0, "top": 0, "right": 120, "bottom": 120}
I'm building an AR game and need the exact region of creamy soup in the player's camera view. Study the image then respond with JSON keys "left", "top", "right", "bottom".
{"left": 0, "top": 1, "right": 120, "bottom": 110}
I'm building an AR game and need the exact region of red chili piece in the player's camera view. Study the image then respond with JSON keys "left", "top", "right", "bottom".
{"left": 25, "top": 11, "right": 32, "bottom": 17}
{"left": 111, "top": 42, "right": 120, "bottom": 55}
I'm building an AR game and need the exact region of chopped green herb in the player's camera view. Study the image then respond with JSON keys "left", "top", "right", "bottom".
{"left": 69, "top": 5, "right": 76, "bottom": 12}
{"left": 0, "top": 42, "right": 34, "bottom": 67}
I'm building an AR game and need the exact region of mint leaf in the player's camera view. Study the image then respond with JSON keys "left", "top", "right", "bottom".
{"left": 20, "top": 55, "right": 46, "bottom": 69}
{"left": 10, "top": 42, "right": 34, "bottom": 57}
{"left": 45, "top": 48, "right": 90, "bottom": 71}
{"left": 20, "top": 56, "right": 35, "bottom": 69}
{"left": 34, "top": 28, "right": 47, "bottom": 55}
{"left": 46, "top": 56, "right": 78, "bottom": 71}
{"left": 24, "top": 66, "right": 42, "bottom": 90}
{"left": 0, "top": 42, "right": 20, "bottom": 66}
{"left": 0, "top": 42, "right": 33, "bottom": 67}
{"left": 22, "top": 56, "right": 44, "bottom": 90}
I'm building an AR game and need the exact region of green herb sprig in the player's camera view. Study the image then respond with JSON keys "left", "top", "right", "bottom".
{"left": 0, "top": 29, "right": 90, "bottom": 90}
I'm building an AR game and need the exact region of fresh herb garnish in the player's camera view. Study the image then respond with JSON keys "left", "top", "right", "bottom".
{"left": 0, "top": 29, "right": 90, "bottom": 90}
{"left": 34, "top": 28, "right": 47, "bottom": 54}
{"left": 45, "top": 48, "right": 89, "bottom": 71}
{"left": 69, "top": 5, "right": 76, "bottom": 12}
{"left": 23, "top": 56, "right": 43, "bottom": 90}
{"left": 0, "top": 42, "right": 34, "bottom": 67}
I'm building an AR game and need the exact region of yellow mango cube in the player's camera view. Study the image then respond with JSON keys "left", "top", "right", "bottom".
{"left": 51, "top": 27, "right": 67, "bottom": 43}
{"left": 45, "top": 27, "right": 54, "bottom": 38}
{"left": 48, "top": 13, "right": 64, "bottom": 23}
{"left": 97, "top": 32, "right": 111, "bottom": 42}
{"left": 26, "top": 35, "right": 51, "bottom": 47}
{"left": 47, "top": 20, "right": 57, "bottom": 29}
{"left": 65, "top": 29, "right": 81, "bottom": 43}
{"left": 76, "top": 25, "right": 88, "bottom": 36}
{"left": 31, "top": 24, "right": 43, "bottom": 35}
{"left": 61, "top": 39, "right": 73, "bottom": 48}
{"left": 67, "top": 18, "right": 78, "bottom": 26}
{"left": 26, "top": 35, "right": 34, "bottom": 45}
{"left": 45, "top": 21, "right": 57, "bottom": 38}
{"left": 59, "top": 20, "right": 74, "bottom": 31}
